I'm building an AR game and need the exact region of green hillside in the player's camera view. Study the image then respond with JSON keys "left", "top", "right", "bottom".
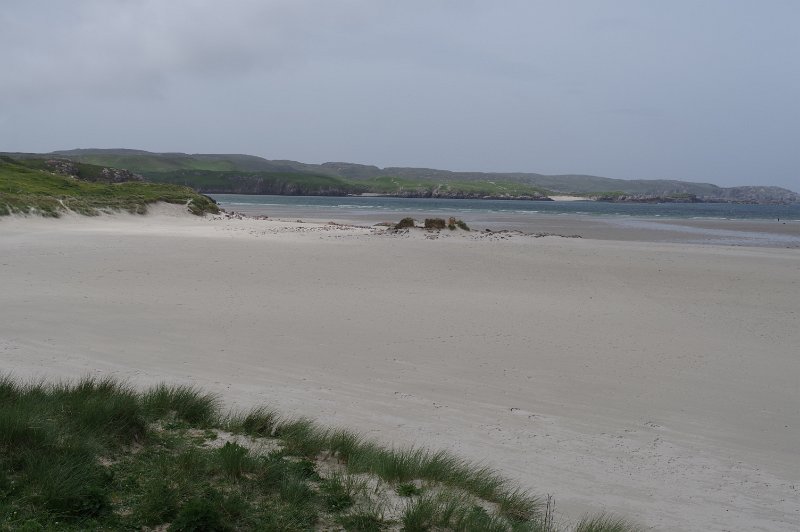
{"left": 32, "top": 152, "right": 553, "bottom": 198}
{"left": 50, "top": 149, "right": 322, "bottom": 175}
{"left": 0, "top": 156, "right": 219, "bottom": 217}
{"left": 5, "top": 149, "right": 797, "bottom": 202}
{"left": 144, "top": 171, "right": 551, "bottom": 198}
{"left": 149, "top": 169, "right": 367, "bottom": 196}
{"left": 361, "top": 176, "right": 550, "bottom": 198}
{"left": 52, "top": 149, "right": 244, "bottom": 173}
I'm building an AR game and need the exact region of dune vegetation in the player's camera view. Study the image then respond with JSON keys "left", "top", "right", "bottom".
{"left": 0, "top": 156, "right": 219, "bottom": 217}
{"left": 0, "top": 376, "right": 640, "bottom": 531}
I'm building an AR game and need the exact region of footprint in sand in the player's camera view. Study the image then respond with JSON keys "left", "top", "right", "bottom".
{"left": 509, "top": 407, "right": 539, "bottom": 420}
{"left": 394, "top": 392, "right": 447, "bottom": 410}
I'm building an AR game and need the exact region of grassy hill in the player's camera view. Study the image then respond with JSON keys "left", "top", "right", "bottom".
{"left": 48, "top": 149, "right": 327, "bottom": 175}
{"left": 6, "top": 149, "right": 797, "bottom": 202}
{"left": 0, "top": 156, "right": 219, "bottom": 217}
{"left": 39, "top": 151, "right": 555, "bottom": 199}
{"left": 151, "top": 169, "right": 367, "bottom": 196}
{"left": 361, "top": 176, "right": 550, "bottom": 198}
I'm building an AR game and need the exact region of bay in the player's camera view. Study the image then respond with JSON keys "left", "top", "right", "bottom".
{"left": 210, "top": 194, "right": 800, "bottom": 221}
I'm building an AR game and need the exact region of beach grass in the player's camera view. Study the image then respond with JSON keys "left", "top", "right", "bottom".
{"left": 574, "top": 514, "right": 643, "bottom": 532}
{"left": 0, "top": 375, "right": 639, "bottom": 531}
{"left": 0, "top": 156, "right": 219, "bottom": 217}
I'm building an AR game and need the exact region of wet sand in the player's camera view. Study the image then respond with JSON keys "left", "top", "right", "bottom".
{"left": 220, "top": 202, "right": 800, "bottom": 248}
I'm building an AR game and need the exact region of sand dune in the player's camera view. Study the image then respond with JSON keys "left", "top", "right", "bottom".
{"left": 1, "top": 209, "right": 798, "bottom": 531}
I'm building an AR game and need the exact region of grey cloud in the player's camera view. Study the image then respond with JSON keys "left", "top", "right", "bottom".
{"left": 1, "top": 0, "right": 375, "bottom": 99}
{"left": 1, "top": 0, "right": 799, "bottom": 190}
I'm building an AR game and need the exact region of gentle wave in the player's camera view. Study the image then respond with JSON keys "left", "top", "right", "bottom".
{"left": 212, "top": 194, "right": 800, "bottom": 221}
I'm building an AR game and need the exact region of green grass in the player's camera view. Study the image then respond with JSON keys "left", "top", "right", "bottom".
{"left": 358, "top": 175, "right": 551, "bottom": 198}
{"left": 319, "top": 472, "right": 360, "bottom": 511}
{"left": 141, "top": 383, "right": 219, "bottom": 424}
{"left": 401, "top": 492, "right": 514, "bottom": 532}
{"left": 9, "top": 157, "right": 129, "bottom": 182}
{"left": 397, "top": 482, "right": 424, "bottom": 497}
{"left": 425, "top": 218, "right": 447, "bottom": 230}
{"left": 395, "top": 217, "right": 417, "bottom": 229}
{"left": 574, "top": 514, "right": 643, "bottom": 532}
{"left": 0, "top": 375, "right": 640, "bottom": 531}
{"left": 54, "top": 153, "right": 243, "bottom": 173}
{"left": 145, "top": 171, "right": 554, "bottom": 199}
{"left": 3, "top": 152, "right": 558, "bottom": 199}
{"left": 0, "top": 156, "right": 219, "bottom": 217}
{"left": 144, "top": 169, "right": 367, "bottom": 196}
{"left": 217, "top": 442, "right": 253, "bottom": 479}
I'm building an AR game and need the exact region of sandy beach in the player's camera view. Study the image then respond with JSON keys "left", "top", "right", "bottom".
{"left": 1, "top": 207, "right": 798, "bottom": 531}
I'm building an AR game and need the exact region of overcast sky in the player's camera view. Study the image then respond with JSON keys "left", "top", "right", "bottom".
{"left": 1, "top": 1, "right": 798, "bottom": 190}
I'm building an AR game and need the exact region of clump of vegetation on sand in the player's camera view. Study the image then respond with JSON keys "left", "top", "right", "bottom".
{"left": 394, "top": 217, "right": 417, "bottom": 229}
{"left": 0, "top": 156, "right": 219, "bottom": 217}
{"left": 419, "top": 217, "right": 470, "bottom": 231}
{"left": 447, "top": 217, "right": 470, "bottom": 231}
{"left": 424, "top": 218, "right": 447, "bottom": 230}
{"left": 0, "top": 376, "right": 640, "bottom": 531}
{"left": 392, "top": 217, "right": 471, "bottom": 233}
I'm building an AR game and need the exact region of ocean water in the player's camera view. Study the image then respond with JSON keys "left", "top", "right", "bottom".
{"left": 211, "top": 194, "right": 800, "bottom": 221}
{"left": 209, "top": 194, "right": 800, "bottom": 247}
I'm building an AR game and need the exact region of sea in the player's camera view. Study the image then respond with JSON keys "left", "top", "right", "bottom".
{"left": 211, "top": 194, "right": 800, "bottom": 221}
{"left": 209, "top": 194, "right": 800, "bottom": 247}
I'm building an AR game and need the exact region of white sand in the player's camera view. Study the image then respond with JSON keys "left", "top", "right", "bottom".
{"left": 548, "top": 195, "right": 586, "bottom": 201}
{"left": 1, "top": 208, "right": 798, "bottom": 531}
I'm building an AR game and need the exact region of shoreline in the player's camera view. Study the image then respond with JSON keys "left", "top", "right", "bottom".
{"left": 215, "top": 201, "right": 800, "bottom": 248}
